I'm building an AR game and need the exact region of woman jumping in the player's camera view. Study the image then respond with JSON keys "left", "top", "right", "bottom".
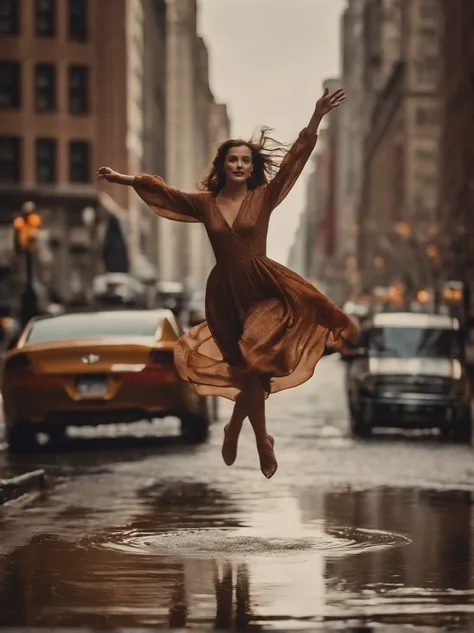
{"left": 97, "top": 87, "right": 358, "bottom": 479}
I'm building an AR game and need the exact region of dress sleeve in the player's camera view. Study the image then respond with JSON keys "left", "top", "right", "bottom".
{"left": 133, "top": 173, "right": 203, "bottom": 223}
{"left": 265, "top": 127, "right": 318, "bottom": 210}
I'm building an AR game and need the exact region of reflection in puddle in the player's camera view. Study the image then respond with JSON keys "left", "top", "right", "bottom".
{"left": 0, "top": 482, "right": 473, "bottom": 629}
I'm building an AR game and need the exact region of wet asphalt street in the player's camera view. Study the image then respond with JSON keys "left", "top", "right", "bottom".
{"left": 1, "top": 354, "right": 474, "bottom": 630}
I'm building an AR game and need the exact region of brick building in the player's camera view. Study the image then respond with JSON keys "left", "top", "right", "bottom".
{"left": 0, "top": 0, "right": 166, "bottom": 312}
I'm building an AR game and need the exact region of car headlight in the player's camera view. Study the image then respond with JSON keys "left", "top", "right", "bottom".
{"left": 451, "top": 359, "right": 462, "bottom": 380}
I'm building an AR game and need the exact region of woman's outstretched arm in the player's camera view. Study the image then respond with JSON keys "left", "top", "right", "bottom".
{"left": 265, "top": 88, "right": 346, "bottom": 210}
{"left": 96, "top": 167, "right": 204, "bottom": 223}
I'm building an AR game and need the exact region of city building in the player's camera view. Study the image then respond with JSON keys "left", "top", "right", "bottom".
{"left": 438, "top": 0, "right": 474, "bottom": 313}
{"left": 0, "top": 0, "right": 164, "bottom": 312}
{"left": 161, "top": 0, "right": 230, "bottom": 291}
{"left": 140, "top": 0, "right": 167, "bottom": 284}
{"left": 288, "top": 129, "right": 332, "bottom": 298}
{"left": 314, "top": 78, "right": 347, "bottom": 305}
{"left": 336, "top": 0, "right": 367, "bottom": 292}
{"left": 358, "top": 0, "right": 441, "bottom": 294}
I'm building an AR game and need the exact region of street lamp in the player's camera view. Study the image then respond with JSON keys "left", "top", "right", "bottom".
{"left": 13, "top": 201, "right": 42, "bottom": 327}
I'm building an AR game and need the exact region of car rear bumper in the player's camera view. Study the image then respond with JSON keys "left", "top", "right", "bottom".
{"left": 3, "top": 378, "right": 201, "bottom": 426}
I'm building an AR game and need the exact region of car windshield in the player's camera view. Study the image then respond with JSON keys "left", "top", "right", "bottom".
{"left": 26, "top": 312, "right": 160, "bottom": 343}
{"left": 368, "top": 327, "right": 461, "bottom": 358}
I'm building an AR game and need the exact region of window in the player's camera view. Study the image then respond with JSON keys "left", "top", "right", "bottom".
{"left": 0, "top": 0, "right": 18, "bottom": 34}
{"left": 419, "top": 0, "right": 436, "bottom": 19}
{"left": 68, "top": 65, "right": 88, "bottom": 113}
{"left": 0, "top": 136, "right": 21, "bottom": 183}
{"left": 36, "top": 138, "right": 56, "bottom": 184}
{"left": 0, "top": 61, "right": 20, "bottom": 107}
{"left": 35, "top": 63, "right": 56, "bottom": 111}
{"left": 69, "top": 140, "right": 90, "bottom": 182}
{"left": 416, "top": 107, "right": 438, "bottom": 126}
{"left": 35, "top": 0, "right": 55, "bottom": 37}
{"left": 417, "top": 56, "right": 437, "bottom": 84}
{"left": 26, "top": 311, "right": 162, "bottom": 343}
{"left": 68, "top": 0, "right": 87, "bottom": 41}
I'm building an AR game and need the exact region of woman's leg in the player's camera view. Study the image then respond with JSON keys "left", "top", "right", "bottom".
{"left": 244, "top": 377, "right": 278, "bottom": 479}
{"left": 221, "top": 377, "right": 278, "bottom": 478}
{"left": 222, "top": 392, "right": 247, "bottom": 466}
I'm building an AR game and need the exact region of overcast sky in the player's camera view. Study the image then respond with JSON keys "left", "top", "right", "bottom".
{"left": 198, "top": 0, "right": 345, "bottom": 265}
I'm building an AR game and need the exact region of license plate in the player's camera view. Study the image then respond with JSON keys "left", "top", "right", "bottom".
{"left": 76, "top": 377, "right": 108, "bottom": 397}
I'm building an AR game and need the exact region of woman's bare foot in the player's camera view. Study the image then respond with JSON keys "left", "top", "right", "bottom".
{"left": 222, "top": 423, "right": 241, "bottom": 466}
{"left": 256, "top": 434, "right": 278, "bottom": 479}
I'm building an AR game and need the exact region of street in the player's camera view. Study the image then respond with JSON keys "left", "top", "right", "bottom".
{"left": 0, "top": 354, "right": 474, "bottom": 630}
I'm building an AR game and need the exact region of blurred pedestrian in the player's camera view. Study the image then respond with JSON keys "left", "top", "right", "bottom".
{"left": 97, "top": 88, "right": 357, "bottom": 478}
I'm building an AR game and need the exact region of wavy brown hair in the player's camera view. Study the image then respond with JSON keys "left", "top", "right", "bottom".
{"left": 199, "top": 127, "right": 289, "bottom": 193}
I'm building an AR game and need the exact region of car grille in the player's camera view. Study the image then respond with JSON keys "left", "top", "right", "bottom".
{"left": 374, "top": 375, "right": 451, "bottom": 396}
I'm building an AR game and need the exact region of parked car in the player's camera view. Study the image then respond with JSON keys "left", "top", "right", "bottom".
{"left": 343, "top": 311, "right": 471, "bottom": 441}
{"left": 1, "top": 309, "right": 214, "bottom": 451}
{"left": 92, "top": 273, "right": 148, "bottom": 310}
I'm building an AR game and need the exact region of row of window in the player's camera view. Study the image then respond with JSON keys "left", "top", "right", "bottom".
{"left": 0, "top": 61, "right": 88, "bottom": 113}
{"left": 0, "top": 0, "right": 87, "bottom": 41}
{"left": 0, "top": 136, "right": 90, "bottom": 184}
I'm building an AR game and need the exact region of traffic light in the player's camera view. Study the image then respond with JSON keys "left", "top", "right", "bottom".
{"left": 13, "top": 202, "right": 42, "bottom": 250}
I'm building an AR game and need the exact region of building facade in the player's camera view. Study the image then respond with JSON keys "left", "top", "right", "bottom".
{"left": 438, "top": 0, "right": 474, "bottom": 312}
{"left": 358, "top": 0, "right": 441, "bottom": 294}
{"left": 0, "top": 0, "right": 164, "bottom": 312}
{"left": 140, "top": 0, "right": 167, "bottom": 282}
{"left": 336, "top": 0, "right": 367, "bottom": 289}
{"left": 161, "top": 0, "right": 230, "bottom": 291}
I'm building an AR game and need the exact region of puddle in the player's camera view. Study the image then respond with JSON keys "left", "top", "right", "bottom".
{"left": 97, "top": 525, "right": 411, "bottom": 558}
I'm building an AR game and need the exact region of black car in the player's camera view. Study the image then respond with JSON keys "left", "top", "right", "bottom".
{"left": 343, "top": 312, "right": 471, "bottom": 442}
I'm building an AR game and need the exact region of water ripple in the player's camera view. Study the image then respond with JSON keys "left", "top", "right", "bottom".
{"left": 89, "top": 525, "right": 411, "bottom": 559}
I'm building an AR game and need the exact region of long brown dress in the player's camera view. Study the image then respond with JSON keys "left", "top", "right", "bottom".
{"left": 133, "top": 123, "right": 358, "bottom": 402}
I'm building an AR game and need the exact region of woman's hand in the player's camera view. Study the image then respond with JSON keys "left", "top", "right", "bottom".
{"left": 315, "top": 88, "right": 346, "bottom": 116}
{"left": 96, "top": 166, "right": 120, "bottom": 182}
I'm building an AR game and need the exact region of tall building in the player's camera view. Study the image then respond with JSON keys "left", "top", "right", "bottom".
{"left": 140, "top": 0, "right": 167, "bottom": 282}
{"left": 161, "top": 0, "right": 229, "bottom": 291}
{"left": 358, "top": 0, "right": 441, "bottom": 293}
{"left": 361, "top": 0, "right": 402, "bottom": 132}
{"left": 337, "top": 0, "right": 367, "bottom": 288}
{"left": 0, "top": 0, "right": 164, "bottom": 311}
{"left": 289, "top": 128, "right": 332, "bottom": 297}
{"left": 317, "top": 77, "right": 347, "bottom": 305}
{"left": 438, "top": 0, "right": 474, "bottom": 309}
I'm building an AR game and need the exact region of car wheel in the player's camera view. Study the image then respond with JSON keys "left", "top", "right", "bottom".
{"left": 447, "top": 409, "right": 472, "bottom": 443}
{"left": 350, "top": 409, "right": 372, "bottom": 438}
{"left": 180, "top": 411, "right": 209, "bottom": 444}
{"left": 6, "top": 423, "right": 39, "bottom": 453}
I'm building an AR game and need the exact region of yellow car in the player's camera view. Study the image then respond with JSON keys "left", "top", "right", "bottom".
{"left": 2, "top": 309, "right": 214, "bottom": 451}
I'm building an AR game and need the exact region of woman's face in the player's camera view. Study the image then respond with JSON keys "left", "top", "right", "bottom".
{"left": 222, "top": 145, "right": 253, "bottom": 185}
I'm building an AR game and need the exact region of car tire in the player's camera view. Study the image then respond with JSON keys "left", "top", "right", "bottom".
{"left": 180, "top": 412, "right": 209, "bottom": 444}
{"left": 350, "top": 410, "right": 372, "bottom": 438}
{"left": 6, "top": 423, "right": 38, "bottom": 453}
{"left": 447, "top": 409, "right": 472, "bottom": 444}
